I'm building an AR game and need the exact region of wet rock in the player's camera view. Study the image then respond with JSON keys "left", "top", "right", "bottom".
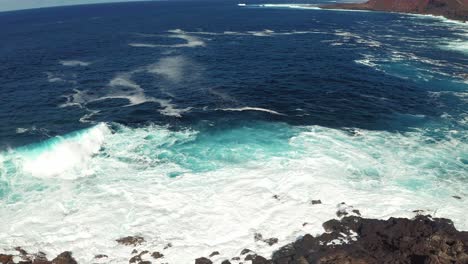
{"left": 0, "top": 254, "right": 13, "bottom": 264}
{"left": 221, "top": 260, "right": 231, "bottom": 264}
{"left": 208, "top": 251, "right": 219, "bottom": 257}
{"left": 129, "top": 250, "right": 148, "bottom": 263}
{"left": 32, "top": 252, "right": 50, "bottom": 264}
{"left": 94, "top": 254, "right": 107, "bottom": 259}
{"left": 264, "top": 238, "right": 278, "bottom": 246}
{"left": 351, "top": 209, "right": 361, "bottom": 216}
{"left": 311, "top": 200, "right": 321, "bottom": 205}
{"left": 254, "top": 233, "right": 263, "bottom": 241}
{"left": 271, "top": 215, "right": 468, "bottom": 264}
{"left": 453, "top": 195, "right": 462, "bottom": 200}
{"left": 116, "top": 236, "right": 145, "bottom": 246}
{"left": 240, "top": 249, "right": 251, "bottom": 255}
{"left": 194, "top": 257, "right": 212, "bottom": 264}
{"left": 244, "top": 254, "right": 256, "bottom": 261}
{"left": 254, "top": 233, "right": 278, "bottom": 246}
{"left": 163, "top": 243, "right": 172, "bottom": 249}
{"left": 51, "top": 252, "right": 77, "bottom": 264}
{"left": 151, "top": 252, "right": 163, "bottom": 259}
{"left": 251, "top": 255, "right": 271, "bottom": 264}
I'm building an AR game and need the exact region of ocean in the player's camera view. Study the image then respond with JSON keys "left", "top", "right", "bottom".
{"left": 0, "top": 1, "right": 467, "bottom": 263}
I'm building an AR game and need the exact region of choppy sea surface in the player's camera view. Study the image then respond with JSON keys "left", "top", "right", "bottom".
{"left": 0, "top": 1, "right": 467, "bottom": 263}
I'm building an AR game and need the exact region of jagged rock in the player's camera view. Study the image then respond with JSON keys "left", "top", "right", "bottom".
{"left": 33, "top": 252, "right": 50, "bottom": 264}
{"left": 0, "top": 254, "right": 13, "bottom": 264}
{"left": 51, "top": 252, "right": 77, "bottom": 264}
{"left": 251, "top": 255, "right": 270, "bottom": 264}
{"left": 129, "top": 250, "right": 148, "bottom": 263}
{"left": 209, "top": 251, "right": 219, "bottom": 257}
{"left": 116, "top": 236, "right": 145, "bottom": 246}
{"left": 254, "top": 233, "right": 263, "bottom": 241}
{"left": 264, "top": 238, "right": 278, "bottom": 246}
{"left": 195, "top": 257, "right": 212, "bottom": 264}
{"left": 311, "top": 200, "right": 321, "bottom": 205}
{"left": 244, "top": 254, "right": 256, "bottom": 261}
{"left": 151, "top": 252, "right": 163, "bottom": 259}
{"left": 240, "top": 249, "right": 252, "bottom": 255}
{"left": 163, "top": 243, "right": 172, "bottom": 249}
{"left": 271, "top": 215, "right": 468, "bottom": 264}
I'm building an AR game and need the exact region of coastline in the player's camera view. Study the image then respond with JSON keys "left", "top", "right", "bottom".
{"left": 319, "top": 1, "right": 468, "bottom": 23}
{"left": 1, "top": 212, "right": 467, "bottom": 264}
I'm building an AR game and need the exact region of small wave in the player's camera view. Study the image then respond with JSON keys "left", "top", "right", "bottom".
{"left": 45, "top": 72, "right": 77, "bottom": 84}
{"left": 129, "top": 30, "right": 206, "bottom": 48}
{"left": 59, "top": 60, "right": 91, "bottom": 67}
{"left": 218, "top": 107, "right": 286, "bottom": 116}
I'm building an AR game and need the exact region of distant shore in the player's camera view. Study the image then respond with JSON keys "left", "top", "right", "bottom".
{"left": 320, "top": 0, "right": 468, "bottom": 22}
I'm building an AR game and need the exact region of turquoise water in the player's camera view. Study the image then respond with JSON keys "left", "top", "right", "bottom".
{"left": 0, "top": 1, "right": 466, "bottom": 263}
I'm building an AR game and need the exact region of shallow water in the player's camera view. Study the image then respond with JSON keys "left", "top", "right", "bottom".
{"left": 0, "top": 1, "right": 467, "bottom": 263}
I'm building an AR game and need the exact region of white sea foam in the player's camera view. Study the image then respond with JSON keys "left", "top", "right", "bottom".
{"left": 129, "top": 43, "right": 159, "bottom": 48}
{"left": 130, "top": 30, "right": 206, "bottom": 48}
{"left": 59, "top": 60, "right": 91, "bottom": 67}
{"left": 45, "top": 72, "right": 77, "bottom": 84}
{"left": 20, "top": 123, "right": 110, "bottom": 179}
{"left": 0, "top": 123, "right": 466, "bottom": 263}
{"left": 59, "top": 56, "right": 196, "bottom": 118}
{"left": 147, "top": 56, "right": 189, "bottom": 83}
{"left": 218, "top": 107, "right": 286, "bottom": 116}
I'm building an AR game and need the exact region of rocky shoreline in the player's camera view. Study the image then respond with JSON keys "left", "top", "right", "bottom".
{"left": 320, "top": 0, "right": 468, "bottom": 22}
{"left": 1, "top": 212, "right": 467, "bottom": 264}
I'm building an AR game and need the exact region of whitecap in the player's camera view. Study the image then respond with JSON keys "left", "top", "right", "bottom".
{"left": 19, "top": 123, "right": 110, "bottom": 179}
{"left": 218, "top": 107, "right": 286, "bottom": 116}
{"left": 59, "top": 60, "right": 91, "bottom": 67}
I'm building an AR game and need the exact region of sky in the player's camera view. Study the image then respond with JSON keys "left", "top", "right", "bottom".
{"left": 0, "top": 0, "right": 152, "bottom": 12}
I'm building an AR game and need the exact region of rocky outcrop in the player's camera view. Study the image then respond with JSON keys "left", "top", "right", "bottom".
{"left": 262, "top": 215, "right": 468, "bottom": 264}
{"left": 0, "top": 250, "right": 78, "bottom": 264}
{"left": 321, "top": 0, "right": 468, "bottom": 22}
{"left": 1, "top": 215, "right": 467, "bottom": 264}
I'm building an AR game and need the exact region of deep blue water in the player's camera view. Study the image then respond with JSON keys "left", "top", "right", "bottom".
{"left": 0, "top": 2, "right": 467, "bottom": 262}
{"left": 1, "top": 0, "right": 466, "bottom": 149}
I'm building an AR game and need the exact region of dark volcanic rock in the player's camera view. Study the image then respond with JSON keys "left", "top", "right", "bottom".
{"left": 163, "top": 243, "right": 172, "bottom": 249}
{"left": 264, "top": 238, "right": 279, "bottom": 246}
{"left": 240, "top": 249, "right": 252, "bottom": 255}
{"left": 195, "top": 257, "right": 212, "bottom": 264}
{"left": 255, "top": 233, "right": 279, "bottom": 246}
{"left": 311, "top": 200, "right": 322, "bottom": 205}
{"left": 51, "top": 252, "right": 77, "bottom": 264}
{"left": 269, "top": 215, "right": 468, "bottom": 264}
{"left": 0, "top": 254, "right": 13, "bottom": 264}
{"left": 321, "top": 0, "right": 468, "bottom": 22}
{"left": 129, "top": 250, "right": 148, "bottom": 264}
{"left": 221, "top": 260, "right": 231, "bottom": 264}
{"left": 209, "top": 251, "right": 219, "bottom": 257}
{"left": 251, "top": 255, "right": 271, "bottom": 264}
{"left": 116, "top": 236, "right": 145, "bottom": 246}
{"left": 151, "top": 252, "right": 163, "bottom": 259}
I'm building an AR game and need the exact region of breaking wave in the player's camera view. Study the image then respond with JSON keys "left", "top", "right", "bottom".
{"left": 0, "top": 121, "right": 466, "bottom": 263}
